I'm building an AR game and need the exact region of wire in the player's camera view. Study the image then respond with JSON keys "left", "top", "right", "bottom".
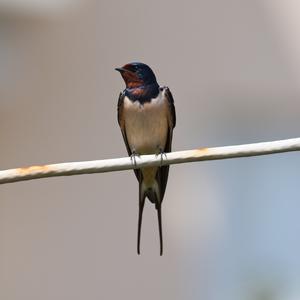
{"left": 1, "top": 137, "right": 299, "bottom": 184}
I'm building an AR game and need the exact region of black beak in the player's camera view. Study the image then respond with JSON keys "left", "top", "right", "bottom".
{"left": 115, "top": 67, "right": 126, "bottom": 73}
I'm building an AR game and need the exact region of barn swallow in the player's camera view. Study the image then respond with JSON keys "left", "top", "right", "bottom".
{"left": 116, "top": 62, "right": 176, "bottom": 255}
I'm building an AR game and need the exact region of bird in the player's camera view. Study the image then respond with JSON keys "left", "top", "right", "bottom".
{"left": 116, "top": 62, "right": 176, "bottom": 255}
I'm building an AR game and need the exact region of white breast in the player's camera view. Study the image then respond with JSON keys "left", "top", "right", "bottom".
{"left": 123, "top": 90, "right": 169, "bottom": 154}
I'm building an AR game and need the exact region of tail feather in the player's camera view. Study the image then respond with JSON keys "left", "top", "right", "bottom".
{"left": 157, "top": 203, "right": 163, "bottom": 256}
{"left": 137, "top": 179, "right": 146, "bottom": 255}
{"left": 138, "top": 178, "right": 163, "bottom": 256}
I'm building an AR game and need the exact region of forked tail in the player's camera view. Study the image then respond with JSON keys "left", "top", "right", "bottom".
{"left": 137, "top": 178, "right": 163, "bottom": 255}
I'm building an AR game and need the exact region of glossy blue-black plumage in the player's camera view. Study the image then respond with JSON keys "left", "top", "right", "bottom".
{"left": 123, "top": 62, "right": 157, "bottom": 84}
{"left": 124, "top": 83, "right": 159, "bottom": 103}
{"left": 116, "top": 62, "right": 160, "bottom": 103}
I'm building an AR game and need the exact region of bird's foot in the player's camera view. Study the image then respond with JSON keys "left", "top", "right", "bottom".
{"left": 156, "top": 148, "right": 167, "bottom": 167}
{"left": 130, "top": 151, "right": 140, "bottom": 167}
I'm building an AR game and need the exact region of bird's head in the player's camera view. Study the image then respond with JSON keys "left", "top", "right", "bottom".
{"left": 115, "top": 62, "right": 158, "bottom": 89}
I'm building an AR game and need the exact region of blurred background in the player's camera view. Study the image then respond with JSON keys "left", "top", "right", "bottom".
{"left": 1, "top": 0, "right": 300, "bottom": 299}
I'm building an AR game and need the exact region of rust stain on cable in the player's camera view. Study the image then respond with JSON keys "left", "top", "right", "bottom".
{"left": 16, "top": 165, "right": 53, "bottom": 175}
{"left": 196, "top": 147, "right": 209, "bottom": 153}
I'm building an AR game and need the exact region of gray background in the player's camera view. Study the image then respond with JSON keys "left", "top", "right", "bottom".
{"left": 1, "top": 0, "right": 300, "bottom": 299}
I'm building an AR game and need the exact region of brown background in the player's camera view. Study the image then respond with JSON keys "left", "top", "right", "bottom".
{"left": 1, "top": 1, "right": 300, "bottom": 299}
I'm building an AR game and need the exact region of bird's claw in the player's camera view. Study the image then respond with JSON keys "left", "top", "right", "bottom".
{"left": 130, "top": 151, "right": 140, "bottom": 167}
{"left": 156, "top": 149, "right": 167, "bottom": 167}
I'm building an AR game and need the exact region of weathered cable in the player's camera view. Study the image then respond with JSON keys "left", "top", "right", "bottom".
{"left": 1, "top": 137, "right": 300, "bottom": 184}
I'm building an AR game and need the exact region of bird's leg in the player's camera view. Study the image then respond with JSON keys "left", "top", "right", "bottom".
{"left": 156, "top": 148, "right": 167, "bottom": 167}
{"left": 130, "top": 150, "right": 140, "bottom": 167}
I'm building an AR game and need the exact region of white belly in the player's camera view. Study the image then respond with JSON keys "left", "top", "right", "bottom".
{"left": 123, "top": 94, "right": 168, "bottom": 155}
